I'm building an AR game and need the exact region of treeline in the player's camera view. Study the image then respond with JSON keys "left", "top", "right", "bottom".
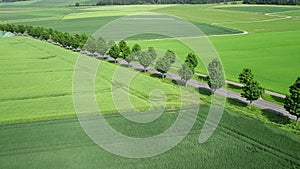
{"left": 95, "top": 0, "right": 235, "bottom": 6}
{"left": 105, "top": 40, "right": 199, "bottom": 83}
{"left": 1, "top": 0, "right": 29, "bottom": 2}
{"left": 1, "top": 23, "right": 299, "bottom": 126}
{"left": 243, "top": 0, "right": 300, "bottom": 5}
{"left": 0, "top": 24, "right": 89, "bottom": 49}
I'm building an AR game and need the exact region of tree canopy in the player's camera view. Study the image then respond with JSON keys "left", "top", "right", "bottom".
{"left": 138, "top": 51, "right": 153, "bottom": 72}
{"left": 238, "top": 68, "right": 254, "bottom": 84}
{"left": 155, "top": 57, "right": 171, "bottom": 79}
{"left": 241, "top": 80, "right": 264, "bottom": 106}
{"left": 148, "top": 47, "right": 157, "bottom": 61}
{"left": 163, "top": 49, "right": 176, "bottom": 64}
{"left": 207, "top": 59, "right": 225, "bottom": 93}
{"left": 178, "top": 63, "right": 193, "bottom": 87}
{"left": 185, "top": 53, "right": 198, "bottom": 73}
{"left": 284, "top": 77, "right": 300, "bottom": 127}
{"left": 108, "top": 42, "right": 120, "bottom": 62}
{"left": 118, "top": 40, "right": 131, "bottom": 60}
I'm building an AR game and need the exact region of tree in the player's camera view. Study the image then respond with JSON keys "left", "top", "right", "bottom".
{"left": 96, "top": 37, "right": 108, "bottom": 55}
{"left": 138, "top": 51, "right": 153, "bottom": 72}
{"left": 163, "top": 49, "right": 176, "bottom": 64}
{"left": 75, "top": 2, "right": 80, "bottom": 6}
{"left": 148, "top": 47, "right": 157, "bottom": 61}
{"left": 79, "top": 33, "right": 89, "bottom": 49}
{"left": 118, "top": 40, "right": 131, "bottom": 60}
{"left": 155, "top": 57, "right": 171, "bottom": 79}
{"left": 241, "top": 80, "right": 264, "bottom": 108}
{"left": 284, "top": 77, "right": 300, "bottom": 127}
{"left": 84, "top": 37, "right": 97, "bottom": 53}
{"left": 40, "top": 30, "right": 50, "bottom": 40}
{"left": 207, "top": 59, "right": 225, "bottom": 93}
{"left": 185, "top": 53, "right": 198, "bottom": 73}
{"left": 178, "top": 64, "right": 193, "bottom": 87}
{"left": 132, "top": 44, "right": 141, "bottom": 53}
{"left": 239, "top": 68, "right": 254, "bottom": 84}
{"left": 108, "top": 43, "right": 120, "bottom": 63}
{"left": 16, "top": 25, "right": 26, "bottom": 34}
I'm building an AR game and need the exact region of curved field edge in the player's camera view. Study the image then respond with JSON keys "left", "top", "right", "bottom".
{"left": 127, "top": 29, "right": 300, "bottom": 94}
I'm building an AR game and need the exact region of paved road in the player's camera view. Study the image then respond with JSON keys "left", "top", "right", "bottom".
{"left": 96, "top": 55, "right": 295, "bottom": 120}
{"left": 194, "top": 72, "right": 286, "bottom": 98}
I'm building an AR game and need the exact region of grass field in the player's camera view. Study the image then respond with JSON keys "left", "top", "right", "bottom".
{"left": 1, "top": 4, "right": 299, "bottom": 93}
{"left": 0, "top": 36, "right": 192, "bottom": 123}
{"left": 0, "top": 105, "right": 299, "bottom": 169}
{"left": 217, "top": 5, "right": 300, "bottom": 13}
{"left": 127, "top": 29, "right": 300, "bottom": 94}
{"left": 0, "top": 3, "right": 300, "bottom": 168}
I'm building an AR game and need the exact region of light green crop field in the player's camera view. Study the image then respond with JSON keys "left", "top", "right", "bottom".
{"left": 0, "top": 3, "right": 300, "bottom": 168}
{"left": 0, "top": 36, "right": 191, "bottom": 123}
{"left": 217, "top": 5, "right": 300, "bottom": 13}
{"left": 127, "top": 30, "right": 300, "bottom": 94}
{"left": 2, "top": 4, "right": 299, "bottom": 93}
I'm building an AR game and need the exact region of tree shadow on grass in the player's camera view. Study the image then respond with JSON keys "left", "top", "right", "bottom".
{"left": 107, "top": 60, "right": 117, "bottom": 64}
{"left": 271, "top": 95, "right": 285, "bottom": 104}
{"left": 171, "top": 79, "right": 187, "bottom": 86}
{"left": 262, "top": 109, "right": 291, "bottom": 125}
{"left": 227, "top": 98, "right": 248, "bottom": 107}
{"left": 133, "top": 67, "right": 146, "bottom": 72}
{"left": 150, "top": 73, "right": 163, "bottom": 79}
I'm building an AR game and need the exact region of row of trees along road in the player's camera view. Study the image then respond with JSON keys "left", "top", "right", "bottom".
{"left": 239, "top": 68, "right": 300, "bottom": 127}
{"left": 105, "top": 39, "right": 201, "bottom": 84}
{"left": 0, "top": 24, "right": 89, "bottom": 49}
{"left": 2, "top": 23, "right": 298, "bottom": 126}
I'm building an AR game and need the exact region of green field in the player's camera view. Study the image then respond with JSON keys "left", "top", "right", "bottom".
{"left": 0, "top": 33, "right": 299, "bottom": 169}
{"left": 217, "top": 5, "right": 300, "bottom": 13}
{"left": 1, "top": 4, "right": 299, "bottom": 93}
{"left": 127, "top": 30, "right": 300, "bottom": 93}
{"left": 0, "top": 36, "right": 191, "bottom": 123}
{"left": 0, "top": 105, "right": 299, "bottom": 169}
{"left": 1, "top": 2, "right": 300, "bottom": 168}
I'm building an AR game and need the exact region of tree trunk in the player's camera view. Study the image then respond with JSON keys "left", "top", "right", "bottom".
{"left": 296, "top": 117, "right": 299, "bottom": 128}
{"left": 211, "top": 89, "right": 215, "bottom": 94}
{"left": 249, "top": 101, "right": 253, "bottom": 109}
{"left": 185, "top": 80, "right": 188, "bottom": 88}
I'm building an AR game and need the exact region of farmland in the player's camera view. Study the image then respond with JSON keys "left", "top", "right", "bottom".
{"left": 0, "top": 36, "right": 188, "bottom": 123}
{"left": 1, "top": 4, "right": 300, "bottom": 93}
{"left": 0, "top": 1, "right": 300, "bottom": 168}
{"left": 0, "top": 105, "right": 299, "bottom": 168}
{"left": 0, "top": 28, "right": 299, "bottom": 169}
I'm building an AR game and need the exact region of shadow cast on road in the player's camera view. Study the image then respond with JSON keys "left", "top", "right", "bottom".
{"left": 196, "top": 87, "right": 212, "bottom": 96}
{"left": 227, "top": 98, "right": 248, "bottom": 107}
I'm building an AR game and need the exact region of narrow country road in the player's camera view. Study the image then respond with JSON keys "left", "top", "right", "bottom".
{"left": 100, "top": 55, "right": 296, "bottom": 120}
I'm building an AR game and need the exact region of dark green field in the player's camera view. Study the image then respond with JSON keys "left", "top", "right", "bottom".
{"left": 217, "top": 5, "right": 300, "bottom": 13}
{"left": 0, "top": 106, "right": 299, "bottom": 169}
